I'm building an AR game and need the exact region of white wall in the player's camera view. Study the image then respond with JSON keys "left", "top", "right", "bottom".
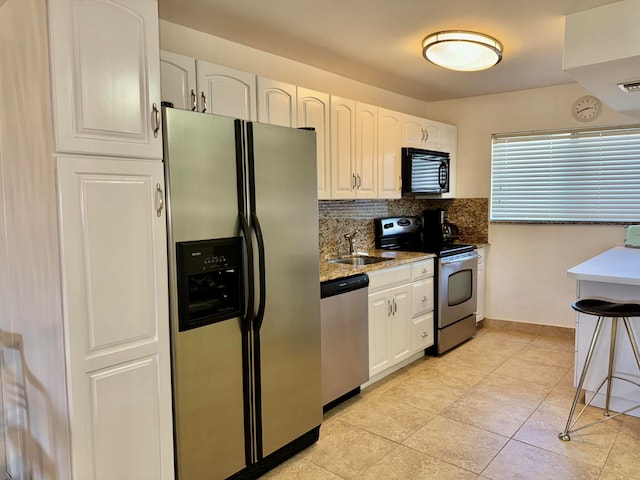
{"left": 159, "top": 20, "right": 431, "bottom": 117}
{"left": 429, "top": 84, "right": 639, "bottom": 328}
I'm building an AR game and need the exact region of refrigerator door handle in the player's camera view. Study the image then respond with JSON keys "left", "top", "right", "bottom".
{"left": 239, "top": 213, "right": 255, "bottom": 331}
{"left": 251, "top": 212, "right": 267, "bottom": 331}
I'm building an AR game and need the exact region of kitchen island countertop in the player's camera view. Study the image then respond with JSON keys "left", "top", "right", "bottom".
{"left": 567, "top": 246, "right": 640, "bottom": 286}
{"left": 320, "top": 250, "right": 435, "bottom": 283}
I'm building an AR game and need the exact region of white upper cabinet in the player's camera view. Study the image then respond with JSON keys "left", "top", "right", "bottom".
{"left": 48, "top": 0, "right": 162, "bottom": 159}
{"left": 257, "top": 77, "right": 297, "bottom": 127}
{"left": 377, "top": 108, "right": 402, "bottom": 199}
{"left": 160, "top": 50, "right": 197, "bottom": 111}
{"left": 331, "top": 97, "right": 380, "bottom": 199}
{"left": 197, "top": 60, "right": 257, "bottom": 120}
{"left": 330, "top": 96, "right": 357, "bottom": 199}
{"left": 354, "top": 102, "right": 378, "bottom": 199}
{"left": 298, "top": 88, "right": 331, "bottom": 200}
{"left": 402, "top": 114, "right": 445, "bottom": 151}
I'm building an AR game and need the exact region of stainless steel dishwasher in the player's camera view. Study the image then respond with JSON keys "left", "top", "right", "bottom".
{"left": 320, "top": 274, "right": 369, "bottom": 409}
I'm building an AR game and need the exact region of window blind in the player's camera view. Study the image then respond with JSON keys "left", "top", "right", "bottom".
{"left": 490, "top": 125, "right": 640, "bottom": 222}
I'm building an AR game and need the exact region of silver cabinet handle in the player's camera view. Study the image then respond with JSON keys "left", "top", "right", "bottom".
{"left": 421, "top": 128, "right": 426, "bottom": 142}
{"left": 356, "top": 174, "right": 362, "bottom": 188}
{"left": 352, "top": 173, "right": 357, "bottom": 190}
{"left": 152, "top": 103, "right": 160, "bottom": 138}
{"left": 388, "top": 300, "right": 392, "bottom": 316}
{"left": 393, "top": 299, "right": 397, "bottom": 314}
{"left": 201, "top": 91, "right": 207, "bottom": 113}
{"left": 421, "top": 268, "right": 427, "bottom": 273}
{"left": 421, "top": 296, "right": 427, "bottom": 302}
{"left": 191, "top": 89, "right": 197, "bottom": 111}
{"left": 155, "top": 183, "right": 164, "bottom": 217}
{"left": 421, "top": 331, "right": 429, "bottom": 338}
{"left": 424, "top": 128, "right": 429, "bottom": 142}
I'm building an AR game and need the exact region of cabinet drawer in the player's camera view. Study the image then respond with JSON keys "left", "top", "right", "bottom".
{"left": 367, "top": 264, "right": 411, "bottom": 292}
{"left": 411, "top": 259, "right": 434, "bottom": 280}
{"left": 411, "top": 277, "right": 434, "bottom": 317}
{"left": 412, "top": 312, "right": 434, "bottom": 351}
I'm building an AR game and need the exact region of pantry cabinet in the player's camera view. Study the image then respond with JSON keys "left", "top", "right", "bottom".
{"left": 297, "top": 88, "right": 331, "bottom": 200}
{"left": 367, "top": 258, "right": 435, "bottom": 380}
{"left": 1, "top": 0, "right": 174, "bottom": 477}
{"left": 48, "top": 0, "right": 162, "bottom": 159}
{"left": 56, "top": 157, "right": 172, "bottom": 480}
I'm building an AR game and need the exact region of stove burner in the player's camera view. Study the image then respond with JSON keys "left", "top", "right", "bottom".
{"left": 374, "top": 216, "right": 475, "bottom": 257}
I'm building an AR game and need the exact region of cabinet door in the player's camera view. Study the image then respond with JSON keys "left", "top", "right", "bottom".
{"left": 330, "top": 96, "right": 356, "bottom": 199}
{"left": 160, "top": 50, "right": 197, "bottom": 111}
{"left": 368, "top": 290, "right": 391, "bottom": 377}
{"left": 197, "top": 60, "right": 257, "bottom": 120}
{"left": 355, "top": 102, "right": 378, "bottom": 198}
{"left": 298, "top": 88, "right": 330, "bottom": 200}
{"left": 411, "top": 277, "right": 434, "bottom": 318}
{"left": 48, "top": 0, "right": 162, "bottom": 159}
{"left": 401, "top": 113, "right": 425, "bottom": 148}
{"left": 423, "top": 120, "right": 444, "bottom": 150}
{"left": 257, "top": 77, "right": 297, "bottom": 127}
{"left": 377, "top": 108, "right": 402, "bottom": 199}
{"left": 389, "top": 286, "right": 411, "bottom": 364}
{"left": 412, "top": 312, "right": 435, "bottom": 352}
{"left": 57, "top": 157, "right": 173, "bottom": 479}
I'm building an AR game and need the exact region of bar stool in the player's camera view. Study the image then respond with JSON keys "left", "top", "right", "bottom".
{"left": 559, "top": 299, "right": 640, "bottom": 441}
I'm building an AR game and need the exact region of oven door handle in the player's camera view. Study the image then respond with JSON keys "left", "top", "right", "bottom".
{"left": 440, "top": 253, "right": 479, "bottom": 265}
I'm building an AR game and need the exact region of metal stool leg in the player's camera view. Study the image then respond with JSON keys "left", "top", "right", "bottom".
{"left": 560, "top": 315, "right": 640, "bottom": 441}
{"left": 559, "top": 316, "right": 605, "bottom": 441}
{"left": 604, "top": 317, "right": 619, "bottom": 416}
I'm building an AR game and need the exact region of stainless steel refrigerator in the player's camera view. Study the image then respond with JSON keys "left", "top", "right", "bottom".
{"left": 162, "top": 108, "right": 322, "bottom": 479}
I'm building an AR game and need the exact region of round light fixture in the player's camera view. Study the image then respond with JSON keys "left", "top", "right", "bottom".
{"left": 422, "top": 30, "right": 503, "bottom": 71}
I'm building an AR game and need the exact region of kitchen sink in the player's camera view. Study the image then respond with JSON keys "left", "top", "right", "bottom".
{"left": 329, "top": 255, "right": 391, "bottom": 266}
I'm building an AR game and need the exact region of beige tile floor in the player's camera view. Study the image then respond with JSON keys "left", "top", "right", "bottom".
{"left": 262, "top": 327, "right": 640, "bottom": 479}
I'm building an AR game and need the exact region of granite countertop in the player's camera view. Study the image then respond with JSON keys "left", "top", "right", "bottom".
{"left": 320, "top": 249, "right": 435, "bottom": 282}
{"left": 567, "top": 246, "right": 640, "bottom": 286}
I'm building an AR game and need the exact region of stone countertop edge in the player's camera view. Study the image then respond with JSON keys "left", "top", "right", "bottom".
{"left": 320, "top": 250, "right": 435, "bottom": 283}
{"left": 567, "top": 246, "right": 640, "bottom": 286}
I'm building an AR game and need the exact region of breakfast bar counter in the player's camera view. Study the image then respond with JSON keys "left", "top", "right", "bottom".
{"left": 567, "top": 246, "right": 640, "bottom": 418}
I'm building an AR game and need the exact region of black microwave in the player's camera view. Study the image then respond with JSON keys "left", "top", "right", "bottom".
{"left": 401, "top": 147, "right": 450, "bottom": 194}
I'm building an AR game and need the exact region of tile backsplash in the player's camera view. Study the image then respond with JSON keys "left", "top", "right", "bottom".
{"left": 319, "top": 198, "right": 488, "bottom": 258}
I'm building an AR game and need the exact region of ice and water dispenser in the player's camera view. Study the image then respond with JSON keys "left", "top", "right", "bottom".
{"left": 175, "top": 237, "right": 244, "bottom": 331}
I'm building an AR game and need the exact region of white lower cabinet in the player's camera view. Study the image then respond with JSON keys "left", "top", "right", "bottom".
{"left": 57, "top": 156, "right": 173, "bottom": 479}
{"left": 367, "top": 258, "right": 435, "bottom": 380}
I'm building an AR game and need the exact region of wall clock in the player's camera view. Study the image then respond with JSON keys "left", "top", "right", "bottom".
{"left": 572, "top": 95, "right": 602, "bottom": 122}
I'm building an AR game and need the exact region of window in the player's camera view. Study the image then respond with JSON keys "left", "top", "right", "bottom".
{"left": 491, "top": 125, "right": 640, "bottom": 223}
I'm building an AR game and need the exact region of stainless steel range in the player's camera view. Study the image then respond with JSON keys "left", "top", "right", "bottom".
{"left": 375, "top": 214, "right": 478, "bottom": 354}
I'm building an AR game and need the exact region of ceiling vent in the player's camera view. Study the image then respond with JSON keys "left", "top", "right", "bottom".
{"left": 618, "top": 81, "right": 640, "bottom": 93}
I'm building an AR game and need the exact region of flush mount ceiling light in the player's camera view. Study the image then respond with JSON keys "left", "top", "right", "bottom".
{"left": 422, "top": 30, "right": 503, "bottom": 71}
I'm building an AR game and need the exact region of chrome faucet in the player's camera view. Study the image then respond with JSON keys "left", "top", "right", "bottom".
{"left": 344, "top": 231, "right": 358, "bottom": 255}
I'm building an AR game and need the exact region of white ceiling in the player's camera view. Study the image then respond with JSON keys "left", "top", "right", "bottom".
{"left": 158, "top": 0, "right": 621, "bottom": 102}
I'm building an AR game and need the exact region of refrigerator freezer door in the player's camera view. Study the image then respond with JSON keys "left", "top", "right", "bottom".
{"left": 248, "top": 123, "right": 322, "bottom": 458}
{"left": 163, "top": 108, "right": 247, "bottom": 479}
